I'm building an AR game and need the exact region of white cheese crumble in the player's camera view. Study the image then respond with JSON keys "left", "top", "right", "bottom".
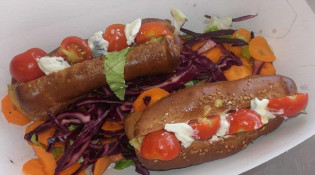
{"left": 250, "top": 98, "right": 276, "bottom": 124}
{"left": 88, "top": 31, "right": 109, "bottom": 57}
{"left": 170, "top": 9, "right": 187, "bottom": 35}
{"left": 37, "top": 56, "right": 70, "bottom": 75}
{"left": 164, "top": 123, "right": 194, "bottom": 148}
{"left": 125, "top": 18, "right": 142, "bottom": 45}
{"left": 209, "top": 112, "right": 230, "bottom": 143}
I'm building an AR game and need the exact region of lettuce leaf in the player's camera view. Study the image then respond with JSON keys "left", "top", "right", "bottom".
{"left": 114, "top": 159, "right": 135, "bottom": 170}
{"left": 205, "top": 16, "right": 232, "bottom": 33}
{"left": 104, "top": 47, "right": 132, "bottom": 100}
{"left": 31, "top": 134, "right": 41, "bottom": 146}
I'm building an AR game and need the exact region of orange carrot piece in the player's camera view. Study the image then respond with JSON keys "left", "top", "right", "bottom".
{"left": 1, "top": 94, "right": 31, "bottom": 126}
{"left": 192, "top": 41, "right": 225, "bottom": 63}
{"left": 22, "top": 158, "right": 46, "bottom": 175}
{"left": 228, "top": 46, "right": 242, "bottom": 58}
{"left": 249, "top": 36, "right": 276, "bottom": 62}
{"left": 93, "top": 156, "right": 113, "bottom": 175}
{"left": 25, "top": 121, "right": 46, "bottom": 134}
{"left": 102, "top": 121, "right": 123, "bottom": 131}
{"left": 259, "top": 62, "right": 276, "bottom": 75}
{"left": 111, "top": 154, "right": 124, "bottom": 162}
{"left": 240, "top": 57, "right": 252, "bottom": 68}
{"left": 223, "top": 65, "right": 252, "bottom": 81}
{"left": 233, "top": 28, "right": 251, "bottom": 42}
{"left": 101, "top": 138, "right": 117, "bottom": 145}
{"left": 133, "top": 87, "right": 169, "bottom": 112}
{"left": 60, "top": 162, "right": 84, "bottom": 175}
{"left": 32, "top": 144, "right": 57, "bottom": 175}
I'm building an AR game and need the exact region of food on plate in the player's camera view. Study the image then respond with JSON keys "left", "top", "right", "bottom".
{"left": 124, "top": 75, "right": 308, "bottom": 170}
{"left": 0, "top": 9, "right": 309, "bottom": 175}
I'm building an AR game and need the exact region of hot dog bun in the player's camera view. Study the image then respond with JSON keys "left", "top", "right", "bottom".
{"left": 124, "top": 75, "right": 297, "bottom": 170}
{"left": 9, "top": 35, "right": 182, "bottom": 121}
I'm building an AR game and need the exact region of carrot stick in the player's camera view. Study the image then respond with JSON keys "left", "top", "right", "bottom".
{"left": 133, "top": 87, "right": 169, "bottom": 112}
{"left": 22, "top": 158, "right": 46, "bottom": 175}
{"left": 93, "top": 156, "right": 113, "bottom": 175}
{"left": 102, "top": 121, "right": 123, "bottom": 131}
{"left": 60, "top": 162, "right": 85, "bottom": 175}
{"left": 32, "top": 144, "right": 57, "bottom": 175}
{"left": 249, "top": 36, "right": 276, "bottom": 62}
{"left": 1, "top": 94, "right": 31, "bottom": 126}
{"left": 259, "top": 62, "right": 276, "bottom": 75}
{"left": 223, "top": 65, "right": 252, "bottom": 81}
{"left": 25, "top": 121, "right": 45, "bottom": 134}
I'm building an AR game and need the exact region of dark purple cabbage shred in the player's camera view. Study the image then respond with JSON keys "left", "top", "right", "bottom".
{"left": 24, "top": 26, "right": 248, "bottom": 175}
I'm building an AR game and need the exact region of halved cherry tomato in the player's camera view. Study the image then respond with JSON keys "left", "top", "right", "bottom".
{"left": 10, "top": 48, "right": 46, "bottom": 83}
{"left": 57, "top": 36, "right": 92, "bottom": 65}
{"left": 135, "top": 22, "right": 171, "bottom": 44}
{"left": 141, "top": 130, "right": 181, "bottom": 161}
{"left": 103, "top": 24, "right": 128, "bottom": 52}
{"left": 268, "top": 93, "right": 308, "bottom": 117}
{"left": 227, "top": 109, "right": 263, "bottom": 134}
{"left": 189, "top": 115, "right": 221, "bottom": 140}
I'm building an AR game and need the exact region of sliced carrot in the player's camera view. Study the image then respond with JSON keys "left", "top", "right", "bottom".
{"left": 102, "top": 138, "right": 117, "bottom": 145}
{"left": 222, "top": 43, "right": 242, "bottom": 58}
{"left": 240, "top": 57, "right": 252, "bottom": 68}
{"left": 32, "top": 144, "right": 57, "bottom": 175}
{"left": 111, "top": 154, "right": 124, "bottom": 162}
{"left": 22, "top": 158, "right": 46, "bottom": 175}
{"left": 25, "top": 121, "right": 45, "bottom": 134}
{"left": 133, "top": 87, "right": 169, "bottom": 112}
{"left": 1, "top": 94, "right": 31, "bottom": 126}
{"left": 249, "top": 36, "right": 276, "bottom": 62}
{"left": 102, "top": 121, "right": 123, "bottom": 131}
{"left": 223, "top": 65, "right": 252, "bottom": 81}
{"left": 93, "top": 156, "right": 113, "bottom": 175}
{"left": 233, "top": 28, "right": 251, "bottom": 42}
{"left": 60, "top": 162, "right": 85, "bottom": 175}
{"left": 192, "top": 41, "right": 225, "bottom": 63}
{"left": 259, "top": 62, "right": 276, "bottom": 75}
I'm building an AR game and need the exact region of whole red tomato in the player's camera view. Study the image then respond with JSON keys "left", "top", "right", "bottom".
{"left": 10, "top": 48, "right": 46, "bottom": 83}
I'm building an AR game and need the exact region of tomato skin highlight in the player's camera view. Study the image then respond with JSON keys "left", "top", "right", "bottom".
{"left": 135, "top": 22, "right": 172, "bottom": 44}
{"left": 189, "top": 115, "right": 221, "bottom": 140}
{"left": 268, "top": 93, "right": 309, "bottom": 117}
{"left": 10, "top": 48, "right": 46, "bottom": 83}
{"left": 103, "top": 24, "right": 128, "bottom": 52}
{"left": 57, "top": 36, "right": 92, "bottom": 65}
{"left": 141, "top": 130, "right": 181, "bottom": 161}
{"left": 227, "top": 109, "right": 263, "bottom": 134}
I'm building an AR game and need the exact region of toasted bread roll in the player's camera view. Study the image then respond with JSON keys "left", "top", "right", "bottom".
{"left": 124, "top": 75, "right": 297, "bottom": 170}
{"left": 9, "top": 35, "right": 181, "bottom": 121}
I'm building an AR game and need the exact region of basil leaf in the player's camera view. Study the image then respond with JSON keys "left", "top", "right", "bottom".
{"left": 114, "top": 159, "right": 135, "bottom": 170}
{"left": 104, "top": 47, "right": 132, "bottom": 100}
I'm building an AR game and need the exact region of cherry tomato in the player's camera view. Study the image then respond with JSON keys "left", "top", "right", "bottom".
{"left": 10, "top": 48, "right": 46, "bottom": 83}
{"left": 227, "top": 109, "right": 263, "bottom": 134}
{"left": 135, "top": 22, "right": 172, "bottom": 44}
{"left": 189, "top": 115, "right": 221, "bottom": 140}
{"left": 268, "top": 93, "right": 308, "bottom": 117}
{"left": 103, "top": 24, "right": 128, "bottom": 52}
{"left": 57, "top": 36, "right": 92, "bottom": 65}
{"left": 141, "top": 130, "right": 181, "bottom": 161}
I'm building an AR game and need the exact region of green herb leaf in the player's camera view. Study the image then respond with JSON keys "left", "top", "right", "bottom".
{"left": 68, "top": 125, "right": 77, "bottom": 131}
{"left": 31, "top": 134, "right": 41, "bottom": 146}
{"left": 104, "top": 47, "right": 132, "bottom": 100}
{"left": 114, "top": 159, "right": 135, "bottom": 170}
{"left": 184, "top": 80, "right": 200, "bottom": 87}
{"left": 52, "top": 146, "right": 64, "bottom": 158}
{"left": 241, "top": 45, "right": 251, "bottom": 59}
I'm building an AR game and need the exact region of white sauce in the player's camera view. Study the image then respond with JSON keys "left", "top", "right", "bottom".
{"left": 88, "top": 31, "right": 109, "bottom": 57}
{"left": 250, "top": 98, "right": 276, "bottom": 124}
{"left": 37, "top": 56, "right": 70, "bottom": 75}
{"left": 209, "top": 112, "right": 230, "bottom": 143}
{"left": 164, "top": 123, "right": 194, "bottom": 148}
{"left": 125, "top": 18, "right": 142, "bottom": 45}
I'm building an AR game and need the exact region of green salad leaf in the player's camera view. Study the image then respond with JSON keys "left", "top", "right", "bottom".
{"left": 204, "top": 16, "right": 232, "bottom": 33}
{"left": 31, "top": 134, "right": 41, "bottom": 146}
{"left": 104, "top": 47, "right": 132, "bottom": 100}
{"left": 114, "top": 159, "right": 135, "bottom": 170}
